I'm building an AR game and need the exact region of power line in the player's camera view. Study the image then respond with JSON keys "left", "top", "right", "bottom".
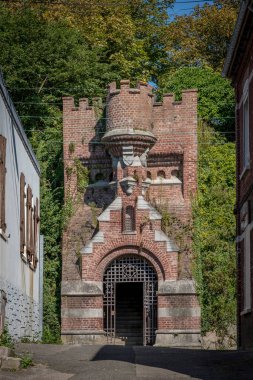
{"left": 0, "top": 0, "right": 215, "bottom": 6}
{"left": 18, "top": 115, "right": 236, "bottom": 119}
{"left": 13, "top": 100, "right": 235, "bottom": 105}
{"left": 30, "top": 140, "right": 235, "bottom": 146}
{"left": 22, "top": 128, "right": 236, "bottom": 134}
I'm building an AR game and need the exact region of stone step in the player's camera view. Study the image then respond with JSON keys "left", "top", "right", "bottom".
{"left": 0, "top": 346, "right": 14, "bottom": 358}
{"left": 1, "top": 357, "right": 21, "bottom": 370}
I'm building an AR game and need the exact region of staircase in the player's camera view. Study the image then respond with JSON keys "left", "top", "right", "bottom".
{"left": 115, "top": 283, "right": 143, "bottom": 346}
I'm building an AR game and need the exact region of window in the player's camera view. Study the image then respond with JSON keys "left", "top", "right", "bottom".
{"left": 243, "top": 231, "right": 251, "bottom": 311}
{"left": 242, "top": 81, "right": 250, "bottom": 170}
{"left": 20, "top": 174, "right": 39, "bottom": 269}
{"left": 26, "top": 185, "right": 33, "bottom": 260}
{"left": 147, "top": 171, "right": 152, "bottom": 180}
{"left": 20, "top": 173, "right": 25, "bottom": 253}
{"left": 123, "top": 206, "right": 135, "bottom": 232}
{"left": 0, "top": 135, "right": 7, "bottom": 233}
{"left": 171, "top": 169, "right": 179, "bottom": 178}
{"left": 157, "top": 170, "right": 166, "bottom": 179}
{"left": 33, "top": 197, "right": 39, "bottom": 267}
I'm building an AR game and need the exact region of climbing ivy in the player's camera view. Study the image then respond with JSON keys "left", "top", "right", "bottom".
{"left": 192, "top": 125, "right": 236, "bottom": 344}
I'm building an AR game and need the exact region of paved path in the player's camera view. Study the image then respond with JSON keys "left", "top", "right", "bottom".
{"left": 1, "top": 344, "right": 253, "bottom": 379}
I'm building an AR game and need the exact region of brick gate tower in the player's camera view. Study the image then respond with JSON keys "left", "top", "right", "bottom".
{"left": 61, "top": 80, "right": 201, "bottom": 346}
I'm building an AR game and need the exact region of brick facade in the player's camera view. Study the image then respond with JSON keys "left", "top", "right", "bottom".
{"left": 61, "top": 80, "right": 200, "bottom": 346}
{"left": 223, "top": 0, "right": 253, "bottom": 350}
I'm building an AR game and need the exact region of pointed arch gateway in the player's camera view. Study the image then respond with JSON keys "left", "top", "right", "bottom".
{"left": 103, "top": 255, "right": 158, "bottom": 346}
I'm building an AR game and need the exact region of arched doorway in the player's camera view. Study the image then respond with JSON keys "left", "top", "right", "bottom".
{"left": 103, "top": 255, "right": 157, "bottom": 345}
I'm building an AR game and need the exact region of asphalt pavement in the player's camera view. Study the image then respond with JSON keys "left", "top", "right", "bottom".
{"left": 0, "top": 343, "right": 253, "bottom": 380}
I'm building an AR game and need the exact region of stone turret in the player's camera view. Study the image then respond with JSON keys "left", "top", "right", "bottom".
{"left": 102, "top": 80, "right": 156, "bottom": 160}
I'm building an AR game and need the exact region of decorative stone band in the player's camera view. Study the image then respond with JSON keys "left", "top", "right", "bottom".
{"left": 158, "top": 308, "right": 201, "bottom": 318}
{"left": 62, "top": 330, "right": 105, "bottom": 335}
{"left": 61, "top": 308, "right": 103, "bottom": 318}
{"left": 151, "top": 178, "right": 182, "bottom": 185}
{"left": 61, "top": 281, "right": 103, "bottom": 296}
{"left": 158, "top": 280, "right": 197, "bottom": 295}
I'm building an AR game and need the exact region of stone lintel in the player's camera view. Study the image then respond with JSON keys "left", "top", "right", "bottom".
{"left": 61, "top": 281, "right": 103, "bottom": 296}
{"left": 158, "top": 280, "right": 197, "bottom": 295}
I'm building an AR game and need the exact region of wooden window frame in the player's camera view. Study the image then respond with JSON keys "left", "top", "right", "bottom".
{"left": 20, "top": 173, "right": 26, "bottom": 254}
{"left": 0, "top": 135, "right": 7, "bottom": 234}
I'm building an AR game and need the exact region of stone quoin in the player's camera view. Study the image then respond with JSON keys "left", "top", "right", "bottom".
{"left": 61, "top": 80, "right": 201, "bottom": 347}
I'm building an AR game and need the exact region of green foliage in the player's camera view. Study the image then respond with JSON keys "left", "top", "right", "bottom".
{"left": 0, "top": 326, "right": 14, "bottom": 349}
{"left": 160, "top": 66, "right": 235, "bottom": 134}
{"left": 161, "top": 67, "right": 236, "bottom": 344}
{"left": 193, "top": 126, "right": 236, "bottom": 341}
{"left": 160, "top": 208, "right": 193, "bottom": 278}
{"left": 0, "top": 4, "right": 115, "bottom": 343}
{"left": 20, "top": 354, "right": 33, "bottom": 369}
{"left": 68, "top": 142, "right": 75, "bottom": 154}
{"left": 74, "top": 159, "right": 89, "bottom": 194}
{"left": 165, "top": 1, "right": 239, "bottom": 71}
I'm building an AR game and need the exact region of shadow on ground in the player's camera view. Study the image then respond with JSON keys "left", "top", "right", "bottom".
{"left": 91, "top": 345, "right": 253, "bottom": 380}
{"left": 2, "top": 343, "right": 253, "bottom": 380}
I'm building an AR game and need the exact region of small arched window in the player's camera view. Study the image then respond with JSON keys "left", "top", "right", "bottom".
{"left": 157, "top": 170, "right": 166, "bottom": 179}
{"left": 123, "top": 205, "right": 135, "bottom": 232}
{"left": 147, "top": 171, "right": 152, "bottom": 180}
{"left": 171, "top": 169, "right": 179, "bottom": 178}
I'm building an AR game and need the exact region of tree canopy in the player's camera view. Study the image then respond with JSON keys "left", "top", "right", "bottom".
{"left": 165, "top": 1, "right": 240, "bottom": 71}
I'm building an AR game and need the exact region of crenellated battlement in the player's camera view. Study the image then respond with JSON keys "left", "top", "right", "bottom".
{"left": 107, "top": 79, "right": 153, "bottom": 98}
{"left": 106, "top": 80, "right": 154, "bottom": 133}
{"left": 62, "top": 96, "right": 96, "bottom": 113}
{"left": 153, "top": 89, "right": 198, "bottom": 109}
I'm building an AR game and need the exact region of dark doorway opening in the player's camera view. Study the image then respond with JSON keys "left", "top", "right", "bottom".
{"left": 116, "top": 282, "right": 143, "bottom": 345}
{"left": 103, "top": 255, "right": 158, "bottom": 345}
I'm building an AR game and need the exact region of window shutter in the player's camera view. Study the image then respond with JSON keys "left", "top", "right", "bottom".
{"left": 33, "top": 197, "right": 39, "bottom": 267}
{"left": 0, "top": 135, "right": 7, "bottom": 232}
{"left": 26, "top": 185, "right": 32, "bottom": 257}
{"left": 20, "top": 173, "right": 25, "bottom": 253}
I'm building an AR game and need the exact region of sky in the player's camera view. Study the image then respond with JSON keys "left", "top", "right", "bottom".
{"left": 170, "top": 0, "right": 214, "bottom": 18}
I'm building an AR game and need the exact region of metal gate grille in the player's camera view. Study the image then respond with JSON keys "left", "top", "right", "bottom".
{"left": 103, "top": 255, "right": 157, "bottom": 345}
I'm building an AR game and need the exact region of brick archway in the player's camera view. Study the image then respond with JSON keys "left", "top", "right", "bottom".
{"left": 96, "top": 245, "right": 165, "bottom": 282}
